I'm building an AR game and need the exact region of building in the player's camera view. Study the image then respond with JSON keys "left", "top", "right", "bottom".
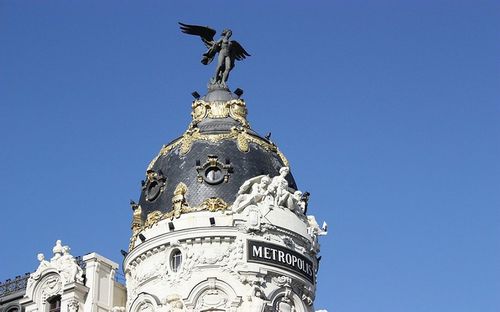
{"left": 0, "top": 28, "right": 327, "bottom": 312}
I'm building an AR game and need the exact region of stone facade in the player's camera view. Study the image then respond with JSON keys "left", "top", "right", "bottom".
{"left": 9, "top": 241, "right": 127, "bottom": 312}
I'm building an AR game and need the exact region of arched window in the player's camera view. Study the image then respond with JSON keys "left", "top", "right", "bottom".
{"left": 6, "top": 306, "right": 19, "bottom": 312}
{"left": 170, "top": 249, "right": 182, "bottom": 272}
{"left": 48, "top": 295, "right": 61, "bottom": 312}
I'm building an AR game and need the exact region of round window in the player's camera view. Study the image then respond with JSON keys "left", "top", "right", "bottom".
{"left": 145, "top": 181, "right": 161, "bottom": 201}
{"left": 204, "top": 167, "right": 223, "bottom": 184}
{"left": 170, "top": 249, "right": 182, "bottom": 272}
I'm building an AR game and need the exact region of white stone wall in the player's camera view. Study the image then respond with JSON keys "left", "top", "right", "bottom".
{"left": 124, "top": 203, "right": 323, "bottom": 312}
{"left": 21, "top": 243, "right": 126, "bottom": 312}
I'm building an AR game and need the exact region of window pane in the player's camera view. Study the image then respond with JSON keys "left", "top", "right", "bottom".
{"left": 171, "top": 249, "right": 182, "bottom": 272}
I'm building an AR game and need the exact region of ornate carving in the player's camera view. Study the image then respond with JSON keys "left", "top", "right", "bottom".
{"left": 200, "top": 197, "right": 229, "bottom": 212}
{"left": 195, "top": 289, "right": 229, "bottom": 311}
{"left": 130, "top": 191, "right": 233, "bottom": 235}
{"left": 232, "top": 175, "right": 272, "bottom": 213}
{"left": 40, "top": 275, "right": 62, "bottom": 302}
{"left": 31, "top": 253, "right": 51, "bottom": 280}
{"left": 144, "top": 211, "right": 163, "bottom": 228}
{"left": 180, "top": 128, "right": 200, "bottom": 155}
{"left": 130, "top": 202, "right": 143, "bottom": 238}
{"left": 232, "top": 167, "right": 308, "bottom": 215}
{"left": 228, "top": 100, "right": 248, "bottom": 127}
{"left": 196, "top": 155, "right": 232, "bottom": 184}
{"left": 191, "top": 99, "right": 249, "bottom": 128}
{"left": 142, "top": 170, "right": 166, "bottom": 202}
{"left": 26, "top": 240, "right": 84, "bottom": 295}
{"left": 58, "top": 245, "right": 84, "bottom": 284}
{"left": 127, "top": 237, "right": 242, "bottom": 294}
{"left": 67, "top": 299, "right": 80, "bottom": 312}
{"left": 172, "top": 182, "right": 189, "bottom": 218}
{"left": 50, "top": 240, "right": 64, "bottom": 263}
{"left": 179, "top": 126, "right": 279, "bottom": 155}
{"left": 147, "top": 125, "right": 289, "bottom": 175}
{"left": 306, "top": 216, "right": 328, "bottom": 254}
{"left": 129, "top": 169, "right": 309, "bottom": 240}
{"left": 235, "top": 127, "right": 250, "bottom": 152}
{"left": 271, "top": 275, "right": 292, "bottom": 288}
{"left": 129, "top": 202, "right": 143, "bottom": 250}
{"left": 267, "top": 272, "right": 315, "bottom": 306}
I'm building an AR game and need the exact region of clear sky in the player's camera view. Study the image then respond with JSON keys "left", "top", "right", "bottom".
{"left": 0, "top": 1, "right": 499, "bottom": 311}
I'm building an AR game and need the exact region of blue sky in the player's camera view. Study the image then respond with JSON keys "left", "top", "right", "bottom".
{"left": 0, "top": 1, "right": 499, "bottom": 311}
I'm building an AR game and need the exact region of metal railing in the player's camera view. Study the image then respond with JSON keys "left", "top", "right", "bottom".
{"left": 0, "top": 255, "right": 126, "bottom": 298}
{"left": 0, "top": 273, "right": 30, "bottom": 298}
{"left": 0, "top": 256, "right": 88, "bottom": 299}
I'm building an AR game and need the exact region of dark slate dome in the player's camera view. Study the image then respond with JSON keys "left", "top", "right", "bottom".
{"left": 138, "top": 87, "right": 296, "bottom": 219}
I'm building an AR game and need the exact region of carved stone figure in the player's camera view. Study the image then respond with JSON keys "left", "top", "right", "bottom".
{"left": 51, "top": 240, "right": 64, "bottom": 261}
{"left": 179, "top": 22, "right": 250, "bottom": 87}
{"left": 233, "top": 167, "right": 312, "bottom": 215}
{"left": 67, "top": 299, "right": 80, "bottom": 312}
{"left": 59, "top": 245, "right": 84, "bottom": 284}
{"left": 300, "top": 191, "right": 310, "bottom": 214}
{"left": 33, "top": 253, "right": 51, "bottom": 279}
{"left": 307, "top": 216, "right": 328, "bottom": 237}
{"left": 131, "top": 202, "right": 143, "bottom": 235}
{"left": 269, "top": 167, "right": 292, "bottom": 208}
{"left": 26, "top": 253, "right": 52, "bottom": 292}
{"left": 232, "top": 175, "right": 271, "bottom": 212}
{"left": 172, "top": 182, "right": 189, "bottom": 218}
{"left": 26, "top": 240, "right": 84, "bottom": 300}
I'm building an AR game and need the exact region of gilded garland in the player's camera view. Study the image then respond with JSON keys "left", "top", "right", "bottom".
{"left": 191, "top": 99, "right": 249, "bottom": 128}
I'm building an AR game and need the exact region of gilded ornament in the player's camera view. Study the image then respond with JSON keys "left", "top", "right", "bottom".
{"left": 201, "top": 197, "right": 229, "bottom": 212}
{"left": 131, "top": 203, "right": 143, "bottom": 236}
{"left": 207, "top": 101, "right": 229, "bottom": 118}
{"left": 191, "top": 101, "right": 208, "bottom": 121}
{"left": 151, "top": 123, "right": 283, "bottom": 160}
{"left": 180, "top": 128, "right": 200, "bottom": 155}
{"left": 228, "top": 99, "right": 249, "bottom": 127}
{"left": 190, "top": 99, "right": 249, "bottom": 128}
{"left": 145, "top": 211, "right": 163, "bottom": 228}
{"left": 172, "top": 182, "right": 189, "bottom": 218}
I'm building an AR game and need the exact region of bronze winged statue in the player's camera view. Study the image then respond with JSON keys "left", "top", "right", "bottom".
{"left": 179, "top": 22, "right": 250, "bottom": 87}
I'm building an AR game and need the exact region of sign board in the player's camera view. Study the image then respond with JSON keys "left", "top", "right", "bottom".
{"left": 247, "top": 240, "right": 315, "bottom": 283}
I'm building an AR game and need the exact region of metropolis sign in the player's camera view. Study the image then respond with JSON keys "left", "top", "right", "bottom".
{"left": 247, "top": 240, "right": 315, "bottom": 283}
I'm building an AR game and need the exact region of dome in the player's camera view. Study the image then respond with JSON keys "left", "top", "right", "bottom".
{"left": 137, "top": 87, "right": 296, "bottom": 220}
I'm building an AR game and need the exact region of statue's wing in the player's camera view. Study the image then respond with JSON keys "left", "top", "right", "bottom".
{"left": 238, "top": 175, "right": 266, "bottom": 194}
{"left": 230, "top": 40, "right": 251, "bottom": 61}
{"left": 179, "top": 22, "right": 216, "bottom": 48}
